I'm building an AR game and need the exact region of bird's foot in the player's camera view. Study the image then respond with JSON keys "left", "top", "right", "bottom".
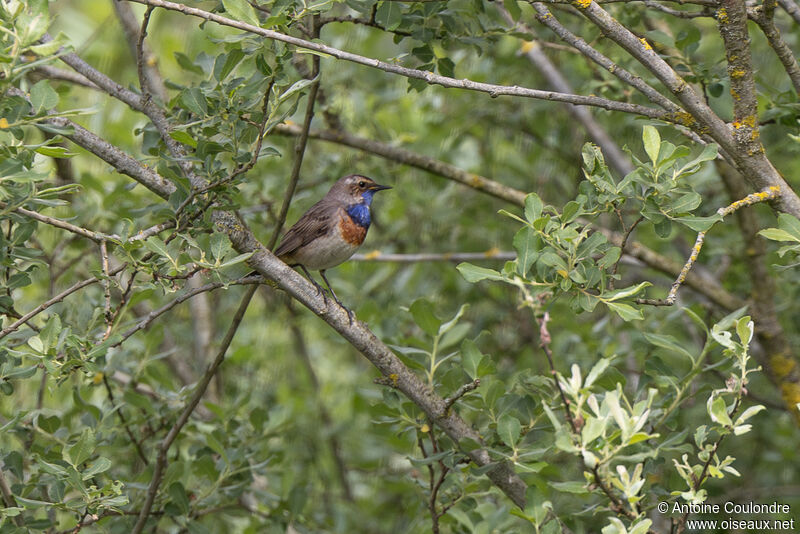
{"left": 309, "top": 280, "right": 328, "bottom": 305}
{"left": 331, "top": 295, "right": 355, "bottom": 324}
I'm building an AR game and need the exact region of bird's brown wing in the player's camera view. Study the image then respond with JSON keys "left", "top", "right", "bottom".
{"left": 274, "top": 198, "right": 337, "bottom": 259}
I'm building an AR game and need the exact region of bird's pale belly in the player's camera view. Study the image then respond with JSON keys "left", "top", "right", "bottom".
{"left": 290, "top": 230, "right": 361, "bottom": 270}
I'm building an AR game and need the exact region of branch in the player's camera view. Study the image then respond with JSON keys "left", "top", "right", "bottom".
{"left": 716, "top": 161, "right": 800, "bottom": 424}
{"left": 30, "top": 65, "right": 98, "bottom": 89}
{"left": 6, "top": 87, "right": 173, "bottom": 198}
{"left": 0, "top": 203, "right": 119, "bottom": 243}
{"left": 42, "top": 33, "right": 145, "bottom": 112}
{"left": 285, "top": 299, "right": 354, "bottom": 501}
{"left": 443, "top": 379, "right": 481, "bottom": 411}
{"left": 351, "top": 251, "right": 517, "bottom": 263}
{"left": 123, "top": 0, "right": 670, "bottom": 120}
{"left": 131, "top": 284, "right": 258, "bottom": 533}
{"left": 112, "top": 276, "right": 262, "bottom": 348}
{"left": 749, "top": 2, "right": 800, "bottom": 95}
{"left": 778, "top": 0, "right": 800, "bottom": 25}
{"left": 719, "top": 1, "right": 760, "bottom": 150}
{"left": 274, "top": 123, "right": 527, "bottom": 205}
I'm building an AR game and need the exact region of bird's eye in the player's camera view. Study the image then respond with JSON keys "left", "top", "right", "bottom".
{"left": 358, "top": 181, "right": 367, "bottom": 188}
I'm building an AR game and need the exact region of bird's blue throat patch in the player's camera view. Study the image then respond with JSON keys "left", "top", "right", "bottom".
{"left": 346, "top": 202, "right": 371, "bottom": 228}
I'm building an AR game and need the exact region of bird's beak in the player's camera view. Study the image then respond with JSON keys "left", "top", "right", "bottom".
{"left": 370, "top": 183, "right": 392, "bottom": 191}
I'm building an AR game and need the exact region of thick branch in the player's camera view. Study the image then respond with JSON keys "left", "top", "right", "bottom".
{"left": 719, "top": 1, "right": 760, "bottom": 151}
{"left": 572, "top": 1, "right": 800, "bottom": 217}
{"left": 214, "top": 211, "right": 529, "bottom": 509}
{"left": 123, "top": 0, "right": 669, "bottom": 120}
{"left": 750, "top": 3, "right": 800, "bottom": 95}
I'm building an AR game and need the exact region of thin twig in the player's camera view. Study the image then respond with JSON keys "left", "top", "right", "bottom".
{"left": 0, "top": 264, "right": 127, "bottom": 340}
{"left": 609, "top": 214, "right": 644, "bottom": 288}
{"left": 112, "top": 276, "right": 262, "bottom": 348}
{"left": 443, "top": 379, "right": 480, "bottom": 412}
{"left": 537, "top": 311, "right": 577, "bottom": 433}
{"left": 637, "top": 186, "right": 781, "bottom": 306}
{"left": 136, "top": 6, "right": 156, "bottom": 101}
{"left": 285, "top": 299, "right": 353, "bottom": 501}
{"left": 100, "top": 240, "right": 113, "bottom": 339}
{"left": 1, "top": 202, "right": 120, "bottom": 243}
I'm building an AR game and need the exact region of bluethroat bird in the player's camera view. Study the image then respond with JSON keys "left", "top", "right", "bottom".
{"left": 275, "top": 174, "right": 391, "bottom": 320}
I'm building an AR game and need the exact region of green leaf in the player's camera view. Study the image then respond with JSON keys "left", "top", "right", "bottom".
{"left": 222, "top": 0, "right": 260, "bottom": 25}
{"left": 461, "top": 339, "right": 484, "bottom": 379}
{"left": 180, "top": 87, "right": 208, "bottom": 116}
{"left": 168, "top": 482, "right": 191, "bottom": 515}
{"left": 65, "top": 428, "right": 95, "bottom": 467}
{"left": 278, "top": 76, "right": 319, "bottom": 103}
{"left": 524, "top": 193, "right": 543, "bottom": 222}
{"left": 606, "top": 302, "right": 643, "bottom": 321}
{"left": 169, "top": 130, "right": 198, "bottom": 148}
{"left": 667, "top": 192, "right": 702, "bottom": 214}
{"left": 734, "top": 405, "right": 765, "bottom": 425}
{"left": 603, "top": 282, "right": 651, "bottom": 302}
{"left": 35, "top": 146, "right": 75, "bottom": 158}
{"left": 642, "top": 125, "right": 660, "bottom": 164}
{"left": 759, "top": 228, "right": 800, "bottom": 243}
{"left": 561, "top": 201, "right": 581, "bottom": 223}
{"left": 30, "top": 80, "right": 59, "bottom": 114}
{"left": 549, "top": 480, "right": 589, "bottom": 494}
{"left": 409, "top": 299, "right": 441, "bottom": 337}
{"left": 82, "top": 456, "right": 111, "bottom": 479}
{"left": 584, "top": 357, "right": 613, "bottom": 388}
{"left": 503, "top": 0, "right": 521, "bottom": 21}
{"left": 674, "top": 214, "right": 721, "bottom": 232}
{"left": 439, "top": 304, "right": 468, "bottom": 338}
{"left": 513, "top": 227, "right": 538, "bottom": 276}
{"left": 39, "top": 314, "right": 61, "bottom": 353}
{"left": 735, "top": 316, "right": 753, "bottom": 346}
{"left": 497, "top": 414, "right": 522, "bottom": 447}
{"left": 629, "top": 519, "right": 654, "bottom": 534}
{"left": 642, "top": 332, "right": 694, "bottom": 361}
{"left": 216, "top": 48, "right": 245, "bottom": 80}
{"left": 143, "top": 237, "right": 172, "bottom": 259}
{"left": 457, "top": 263, "right": 504, "bottom": 283}
{"left": 210, "top": 232, "right": 230, "bottom": 261}
{"left": 707, "top": 396, "right": 732, "bottom": 426}
{"left": 375, "top": 1, "right": 402, "bottom": 31}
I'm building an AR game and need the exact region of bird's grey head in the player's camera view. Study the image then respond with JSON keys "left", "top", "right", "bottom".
{"left": 327, "top": 174, "right": 391, "bottom": 206}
